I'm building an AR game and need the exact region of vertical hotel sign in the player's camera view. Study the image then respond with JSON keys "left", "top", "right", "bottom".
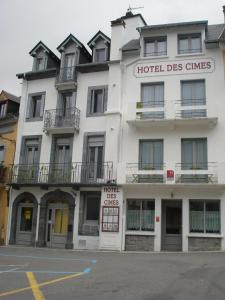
{"left": 134, "top": 58, "right": 215, "bottom": 77}
{"left": 102, "top": 186, "right": 121, "bottom": 233}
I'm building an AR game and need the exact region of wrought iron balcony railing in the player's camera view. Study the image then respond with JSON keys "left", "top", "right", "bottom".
{"left": 136, "top": 100, "right": 165, "bottom": 120}
{"left": 126, "top": 163, "right": 165, "bottom": 183}
{"left": 10, "top": 162, "right": 114, "bottom": 185}
{"left": 43, "top": 107, "right": 80, "bottom": 132}
{"left": 56, "top": 66, "right": 76, "bottom": 83}
{"left": 175, "top": 99, "right": 207, "bottom": 119}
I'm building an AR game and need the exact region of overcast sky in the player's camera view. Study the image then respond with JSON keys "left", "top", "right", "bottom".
{"left": 1, "top": 0, "right": 225, "bottom": 96}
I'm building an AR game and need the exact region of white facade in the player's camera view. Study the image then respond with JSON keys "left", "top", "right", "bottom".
{"left": 7, "top": 11, "right": 225, "bottom": 252}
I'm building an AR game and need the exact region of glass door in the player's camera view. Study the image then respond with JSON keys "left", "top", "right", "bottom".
{"left": 88, "top": 144, "right": 103, "bottom": 181}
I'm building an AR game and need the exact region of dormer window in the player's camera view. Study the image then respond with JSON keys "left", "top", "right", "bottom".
{"left": 178, "top": 33, "right": 202, "bottom": 54}
{"left": 88, "top": 31, "right": 111, "bottom": 63}
{"left": 144, "top": 37, "right": 167, "bottom": 57}
{"left": 95, "top": 48, "right": 106, "bottom": 62}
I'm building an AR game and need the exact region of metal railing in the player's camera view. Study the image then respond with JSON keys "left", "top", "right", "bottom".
{"left": 56, "top": 66, "right": 76, "bottom": 83}
{"left": 9, "top": 162, "right": 114, "bottom": 185}
{"left": 43, "top": 107, "right": 80, "bottom": 131}
{"left": 175, "top": 162, "right": 218, "bottom": 184}
{"left": 144, "top": 50, "right": 167, "bottom": 57}
{"left": 136, "top": 100, "right": 165, "bottom": 120}
{"left": 178, "top": 48, "right": 202, "bottom": 54}
{"left": 175, "top": 99, "right": 207, "bottom": 119}
{"left": 126, "top": 163, "right": 165, "bottom": 183}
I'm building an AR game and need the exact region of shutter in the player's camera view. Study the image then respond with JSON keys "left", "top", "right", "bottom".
{"left": 86, "top": 88, "right": 92, "bottom": 115}
{"left": 39, "top": 93, "right": 45, "bottom": 118}
{"left": 103, "top": 86, "right": 108, "bottom": 112}
{"left": 26, "top": 95, "right": 33, "bottom": 119}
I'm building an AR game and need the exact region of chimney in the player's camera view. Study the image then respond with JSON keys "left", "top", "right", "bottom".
{"left": 223, "top": 5, "right": 225, "bottom": 22}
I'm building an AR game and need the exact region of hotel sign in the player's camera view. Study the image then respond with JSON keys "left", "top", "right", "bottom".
{"left": 134, "top": 58, "right": 215, "bottom": 78}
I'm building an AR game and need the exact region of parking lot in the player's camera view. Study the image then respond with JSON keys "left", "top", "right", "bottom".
{"left": 0, "top": 247, "right": 225, "bottom": 299}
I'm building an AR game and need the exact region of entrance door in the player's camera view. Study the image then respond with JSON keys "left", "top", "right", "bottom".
{"left": 50, "top": 137, "right": 72, "bottom": 183}
{"left": 46, "top": 204, "right": 68, "bottom": 248}
{"left": 16, "top": 203, "right": 34, "bottom": 245}
{"left": 161, "top": 200, "right": 182, "bottom": 251}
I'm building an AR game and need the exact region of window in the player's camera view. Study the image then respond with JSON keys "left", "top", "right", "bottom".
{"left": 87, "top": 86, "right": 108, "bottom": 116}
{"left": 178, "top": 33, "right": 202, "bottom": 54}
{"left": 36, "top": 56, "right": 46, "bottom": 71}
{"left": 144, "top": 37, "right": 167, "bottom": 56}
{"left": 20, "top": 207, "right": 33, "bottom": 231}
{"left": 141, "top": 83, "right": 164, "bottom": 107}
{"left": 0, "top": 102, "right": 7, "bottom": 118}
{"left": 95, "top": 48, "right": 106, "bottom": 62}
{"left": 181, "top": 138, "right": 207, "bottom": 170}
{"left": 127, "top": 199, "right": 155, "bottom": 231}
{"left": 181, "top": 80, "right": 205, "bottom": 106}
{"left": 190, "top": 200, "right": 220, "bottom": 233}
{"left": 139, "top": 140, "right": 163, "bottom": 170}
{"left": 26, "top": 93, "right": 45, "bottom": 120}
{"left": 0, "top": 146, "right": 4, "bottom": 164}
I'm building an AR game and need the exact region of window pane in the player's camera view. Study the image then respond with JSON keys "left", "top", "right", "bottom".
{"left": 0, "top": 146, "right": 4, "bottom": 163}
{"left": 191, "top": 37, "right": 201, "bottom": 52}
{"left": 91, "top": 90, "right": 103, "bottom": 113}
{"left": 141, "top": 200, "right": 155, "bottom": 231}
{"left": 139, "top": 140, "right": 163, "bottom": 170}
{"left": 182, "top": 81, "right": 205, "bottom": 105}
{"left": 190, "top": 201, "right": 204, "bottom": 233}
{"left": 127, "top": 200, "right": 140, "bottom": 230}
{"left": 36, "top": 57, "right": 45, "bottom": 71}
{"left": 95, "top": 49, "right": 105, "bottom": 62}
{"left": 20, "top": 207, "right": 33, "bottom": 231}
{"left": 142, "top": 84, "right": 164, "bottom": 107}
{"left": 158, "top": 40, "right": 166, "bottom": 55}
{"left": 145, "top": 41, "right": 155, "bottom": 56}
{"left": 33, "top": 97, "right": 41, "bottom": 117}
{"left": 179, "top": 38, "right": 188, "bottom": 53}
{"left": 86, "top": 196, "right": 100, "bottom": 221}
{"left": 205, "top": 201, "right": 220, "bottom": 233}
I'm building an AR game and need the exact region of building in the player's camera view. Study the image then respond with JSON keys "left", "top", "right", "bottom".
{"left": 0, "top": 90, "right": 20, "bottom": 244}
{"left": 6, "top": 7, "right": 225, "bottom": 251}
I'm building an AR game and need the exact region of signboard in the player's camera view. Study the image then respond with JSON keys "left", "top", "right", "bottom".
{"left": 134, "top": 58, "right": 215, "bottom": 78}
{"left": 101, "top": 186, "right": 121, "bottom": 233}
{"left": 102, "top": 206, "right": 119, "bottom": 232}
{"left": 167, "top": 170, "right": 174, "bottom": 179}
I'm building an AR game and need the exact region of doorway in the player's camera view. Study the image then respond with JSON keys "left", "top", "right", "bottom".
{"left": 46, "top": 204, "right": 69, "bottom": 248}
{"left": 161, "top": 200, "right": 182, "bottom": 251}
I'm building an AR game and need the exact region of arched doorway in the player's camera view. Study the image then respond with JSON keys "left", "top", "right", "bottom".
{"left": 37, "top": 190, "right": 75, "bottom": 249}
{"left": 9, "top": 192, "right": 38, "bottom": 246}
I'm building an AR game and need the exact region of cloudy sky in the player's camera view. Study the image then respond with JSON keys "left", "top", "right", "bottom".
{"left": 1, "top": 0, "right": 225, "bottom": 96}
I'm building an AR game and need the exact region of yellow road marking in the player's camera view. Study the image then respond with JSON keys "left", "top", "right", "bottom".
{"left": 26, "top": 272, "right": 45, "bottom": 300}
{"left": 0, "top": 272, "right": 83, "bottom": 298}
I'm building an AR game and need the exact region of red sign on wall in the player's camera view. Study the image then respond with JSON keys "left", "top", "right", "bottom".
{"left": 167, "top": 170, "right": 174, "bottom": 179}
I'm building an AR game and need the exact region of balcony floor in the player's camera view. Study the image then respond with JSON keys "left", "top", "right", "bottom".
{"left": 127, "top": 117, "right": 218, "bottom": 129}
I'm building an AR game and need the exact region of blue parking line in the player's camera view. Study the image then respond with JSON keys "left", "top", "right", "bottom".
{"left": 0, "top": 267, "right": 92, "bottom": 275}
{"left": 0, "top": 253, "right": 97, "bottom": 264}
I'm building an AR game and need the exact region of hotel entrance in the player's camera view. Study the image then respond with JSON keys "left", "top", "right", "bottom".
{"left": 161, "top": 200, "right": 182, "bottom": 251}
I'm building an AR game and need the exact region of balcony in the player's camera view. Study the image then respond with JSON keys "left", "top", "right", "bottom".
{"left": 55, "top": 66, "right": 77, "bottom": 90}
{"left": 127, "top": 99, "right": 217, "bottom": 129}
{"left": 175, "top": 162, "right": 218, "bottom": 184}
{"left": 43, "top": 107, "right": 80, "bottom": 134}
{"left": 126, "top": 163, "right": 165, "bottom": 184}
{"left": 9, "top": 162, "right": 114, "bottom": 187}
{"left": 124, "top": 162, "right": 224, "bottom": 187}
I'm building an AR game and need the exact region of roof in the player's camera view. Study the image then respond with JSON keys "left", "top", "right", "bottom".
{"left": 29, "top": 41, "right": 60, "bottom": 63}
{"left": 206, "top": 24, "right": 225, "bottom": 43}
{"left": 122, "top": 39, "right": 140, "bottom": 51}
{"left": 57, "top": 34, "right": 91, "bottom": 60}
{"left": 0, "top": 90, "right": 20, "bottom": 104}
{"left": 138, "top": 20, "right": 208, "bottom": 31}
{"left": 111, "top": 12, "right": 147, "bottom": 26}
{"left": 87, "top": 30, "right": 111, "bottom": 48}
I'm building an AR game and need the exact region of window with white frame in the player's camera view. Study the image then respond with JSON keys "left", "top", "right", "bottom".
{"left": 189, "top": 200, "right": 220, "bottom": 233}
{"left": 26, "top": 93, "right": 45, "bottom": 120}
{"left": 144, "top": 37, "right": 167, "bottom": 57}
{"left": 87, "top": 86, "right": 108, "bottom": 116}
{"left": 127, "top": 199, "right": 155, "bottom": 231}
{"left": 178, "top": 33, "right": 202, "bottom": 54}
